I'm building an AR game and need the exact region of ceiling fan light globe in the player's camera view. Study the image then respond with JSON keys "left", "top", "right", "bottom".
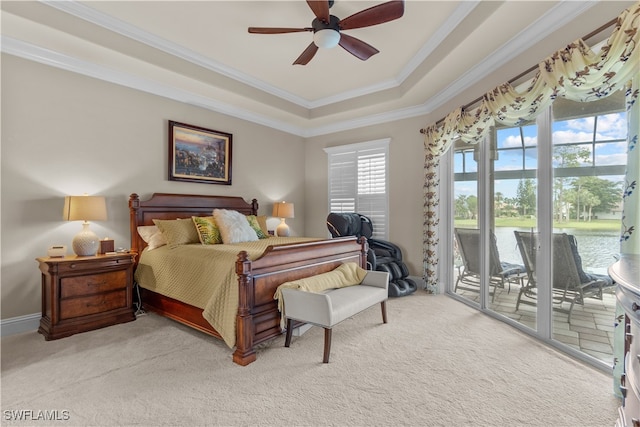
{"left": 313, "top": 29, "right": 340, "bottom": 49}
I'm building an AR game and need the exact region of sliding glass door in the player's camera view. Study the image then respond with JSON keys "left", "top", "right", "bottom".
{"left": 549, "top": 93, "right": 626, "bottom": 365}
{"left": 451, "top": 90, "right": 626, "bottom": 367}
{"left": 453, "top": 124, "right": 539, "bottom": 331}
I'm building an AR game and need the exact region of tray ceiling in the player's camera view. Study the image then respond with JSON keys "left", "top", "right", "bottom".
{"left": 1, "top": 1, "right": 631, "bottom": 136}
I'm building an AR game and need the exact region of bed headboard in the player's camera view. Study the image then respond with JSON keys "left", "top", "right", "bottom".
{"left": 129, "top": 193, "right": 258, "bottom": 256}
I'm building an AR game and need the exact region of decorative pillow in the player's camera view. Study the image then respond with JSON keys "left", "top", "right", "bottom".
{"left": 192, "top": 216, "right": 223, "bottom": 245}
{"left": 246, "top": 215, "right": 269, "bottom": 239}
{"left": 152, "top": 218, "right": 200, "bottom": 247}
{"left": 137, "top": 225, "right": 168, "bottom": 250}
{"left": 213, "top": 209, "right": 259, "bottom": 244}
{"left": 256, "top": 215, "right": 270, "bottom": 237}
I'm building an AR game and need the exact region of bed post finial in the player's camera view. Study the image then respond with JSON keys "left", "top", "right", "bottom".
{"left": 129, "top": 193, "right": 139, "bottom": 209}
{"left": 129, "top": 194, "right": 141, "bottom": 258}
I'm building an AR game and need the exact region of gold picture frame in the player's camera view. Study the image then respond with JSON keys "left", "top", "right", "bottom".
{"left": 168, "top": 120, "right": 232, "bottom": 185}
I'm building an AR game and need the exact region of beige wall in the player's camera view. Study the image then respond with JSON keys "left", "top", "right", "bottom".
{"left": 1, "top": 0, "right": 627, "bottom": 320}
{"left": 1, "top": 55, "right": 305, "bottom": 319}
{"left": 304, "top": 116, "right": 428, "bottom": 275}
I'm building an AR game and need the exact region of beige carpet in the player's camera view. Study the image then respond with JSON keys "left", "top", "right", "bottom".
{"left": 1, "top": 292, "right": 619, "bottom": 426}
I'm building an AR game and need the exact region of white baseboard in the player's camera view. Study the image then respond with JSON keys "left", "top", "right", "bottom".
{"left": 1, "top": 313, "right": 40, "bottom": 337}
{"left": 2, "top": 313, "right": 311, "bottom": 339}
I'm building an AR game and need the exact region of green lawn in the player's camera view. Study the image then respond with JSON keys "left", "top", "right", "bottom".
{"left": 454, "top": 217, "right": 621, "bottom": 231}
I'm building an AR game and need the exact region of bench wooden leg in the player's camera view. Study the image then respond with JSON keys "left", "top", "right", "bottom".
{"left": 381, "top": 300, "right": 388, "bottom": 324}
{"left": 323, "top": 328, "right": 332, "bottom": 363}
{"left": 284, "top": 318, "right": 293, "bottom": 348}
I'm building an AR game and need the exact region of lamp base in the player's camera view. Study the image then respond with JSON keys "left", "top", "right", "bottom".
{"left": 72, "top": 222, "right": 100, "bottom": 256}
{"left": 276, "top": 219, "right": 290, "bottom": 237}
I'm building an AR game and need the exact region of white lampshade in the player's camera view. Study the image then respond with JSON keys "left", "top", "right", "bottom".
{"left": 313, "top": 29, "right": 340, "bottom": 49}
{"left": 63, "top": 195, "right": 108, "bottom": 256}
{"left": 272, "top": 202, "right": 294, "bottom": 237}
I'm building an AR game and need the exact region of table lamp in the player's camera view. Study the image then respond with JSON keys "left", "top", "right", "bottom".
{"left": 272, "top": 202, "right": 294, "bottom": 237}
{"left": 63, "top": 195, "right": 107, "bottom": 256}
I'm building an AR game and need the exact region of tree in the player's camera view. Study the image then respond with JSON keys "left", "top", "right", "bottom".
{"left": 466, "top": 195, "right": 478, "bottom": 219}
{"left": 494, "top": 192, "right": 504, "bottom": 217}
{"left": 503, "top": 197, "right": 519, "bottom": 217}
{"left": 575, "top": 176, "right": 622, "bottom": 215}
{"left": 565, "top": 186, "right": 598, "bottom": 221}
{"left": 552, "top": 145, "right": 590, "bottom": 221}
{"left": 516, "top": 179, "right": 536, "bottom": 217}
{"left": 454, "top": 195, "right": 468, "bottom": 219}
{"left": 454, "top": 194, "right": 478, "bottom": 219}
{"left": 582, "top": 191, "right": 600, "bottom": 221}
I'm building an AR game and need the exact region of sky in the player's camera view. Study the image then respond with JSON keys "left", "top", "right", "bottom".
{"left": 454, "top": 111, "right": 628, "bottom": 199}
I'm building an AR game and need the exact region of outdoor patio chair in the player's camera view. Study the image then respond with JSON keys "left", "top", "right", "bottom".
{"left": 453, "top": 228, "right": 526, "bottom": 301}
{"left": 513, "top": 230, "right": 615, "bottom": 322}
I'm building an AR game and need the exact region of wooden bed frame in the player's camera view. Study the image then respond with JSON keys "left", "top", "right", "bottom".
{"left": 129, "top": 193, "right": 368, "bottom": 365}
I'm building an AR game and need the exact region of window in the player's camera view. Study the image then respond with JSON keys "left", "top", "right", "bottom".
{"left": 450, "top": 89, "right": 627, "bottom": 369}
{"left": 324, "top": 139, "right": 389, "bottom": 239}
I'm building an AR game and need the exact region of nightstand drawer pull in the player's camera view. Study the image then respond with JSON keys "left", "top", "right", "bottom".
{"left": 87, "top": 280, "right": 107, "bottom": 287}
{"left": 86, "top": 300, "right": 107, "bottom": 308}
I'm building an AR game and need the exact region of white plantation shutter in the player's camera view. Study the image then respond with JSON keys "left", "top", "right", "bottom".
{"left": 324, "top": 139, "right": 389, "bottom": 239}
{"left": 328, "top": 150, "right": 356, "bottom": 212}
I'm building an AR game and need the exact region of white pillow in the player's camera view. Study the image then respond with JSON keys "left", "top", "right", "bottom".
{"left": 213, "top": 209, "right": 259, "bottom": 244}
{"left": 137, "top": 225, "right": 168, "bottom": 250}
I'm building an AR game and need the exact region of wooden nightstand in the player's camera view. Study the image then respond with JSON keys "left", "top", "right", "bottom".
{"left": 37, "top": 253, "right": 136, "bottom": 340}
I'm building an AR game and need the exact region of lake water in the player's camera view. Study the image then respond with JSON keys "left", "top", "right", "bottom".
{"left": 493, "top": 227, "right": 620, "bottom": 273}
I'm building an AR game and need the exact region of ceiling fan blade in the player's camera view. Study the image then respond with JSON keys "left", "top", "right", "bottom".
{"left": 293, "top": 42, "right": 319, "bottom": 65}
{"left": 248, "top": 27, "right": 313, "bottom": 34}
{"left": 338, "top": 33, "right": 379, "bottom": 61}
{"left": 306, "top": 0, "right": 330, "bottom": 23}
{"left": 339, "top": 0, "right": 404, "bottom": 30}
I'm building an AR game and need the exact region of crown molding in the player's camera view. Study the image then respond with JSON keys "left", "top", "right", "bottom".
{"left": 414, "top": 0, "right": 599, "bottom": 130}
{"left": 1, "top": 36, "right": 307, "bottom": 136}
{"left": 307, "top": 104, "right": 430, "bottom": 138}
{"left": 42, "top": 0, "right": 482, "bottom": 110}
{"left": 395, "top": 1, "right": 481, "bottom": 84}
{"left": 3, "top": 1, "right": 599, "bottom": 138}
{"left": 42, "top": 0, "right": 314, "bottom": 108}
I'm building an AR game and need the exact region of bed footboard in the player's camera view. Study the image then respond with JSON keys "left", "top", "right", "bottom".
{"left": 233, "top": 236, "right": 368, "bottom": 365}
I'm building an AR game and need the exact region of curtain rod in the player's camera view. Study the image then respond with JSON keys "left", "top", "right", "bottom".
{"left": 420, "top": 17, "right": 618, "bottom": 134}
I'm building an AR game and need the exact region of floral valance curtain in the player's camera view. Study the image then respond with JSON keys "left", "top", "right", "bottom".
{"left": 421, "top": 2, "right": 640, "bottom": 293}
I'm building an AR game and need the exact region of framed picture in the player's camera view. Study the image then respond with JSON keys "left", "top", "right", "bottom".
{"left": 168, "top": 120, "right": 232, "bottom": 185}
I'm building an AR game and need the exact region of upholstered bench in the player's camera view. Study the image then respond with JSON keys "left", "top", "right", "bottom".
{"left": 280, "top": 270, "right": 389, "bottom": 363}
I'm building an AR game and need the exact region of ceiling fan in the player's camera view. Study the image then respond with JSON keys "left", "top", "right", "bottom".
{"left": 248, "top": 0, "right": 404, "bottom": 65}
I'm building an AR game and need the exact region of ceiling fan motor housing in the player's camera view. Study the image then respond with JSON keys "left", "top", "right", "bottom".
{"left": 312, "top": 15, "right": 341, "bottom": 32}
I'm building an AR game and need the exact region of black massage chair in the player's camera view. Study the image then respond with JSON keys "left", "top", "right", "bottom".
{"left": 327, "top": 212, "right": 417, "bottom": 297}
